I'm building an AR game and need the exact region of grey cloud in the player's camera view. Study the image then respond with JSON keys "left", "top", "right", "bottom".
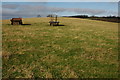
{"left": 2, "top": 3, "right": 116, "bottom": 19}
{"left": 48, "top": 7, "right": 66, "bottom": 13}
{"left": 2, "top": 4, "right": 48, "bottom": 18}
{"left": 80, "top": 9, "right": 106, "bottom": 15}
{"left": 67, "top": 8, "right": 107, "bottom": 15}
{"left": 47, "top": 7, "right": 107, "bottom": 15}
{"left": 2, "top": 4, "right": 19, "bottom": 9}
{"left": 107, "top": 11, "right": 118, "bottom": 16}
{"left": 2, "top": 9, "right": 18, "bottom": 16}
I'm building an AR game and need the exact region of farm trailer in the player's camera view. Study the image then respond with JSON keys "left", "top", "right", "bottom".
{"left": 10, "top": 18, "right": 23, "bottom": 25}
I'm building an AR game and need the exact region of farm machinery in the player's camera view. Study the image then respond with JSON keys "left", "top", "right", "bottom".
{"left": 49, "top": 14, "right": 59, "bottom": 26}
{"left": 10, "top": 18, "right": 23, "bottom": 25}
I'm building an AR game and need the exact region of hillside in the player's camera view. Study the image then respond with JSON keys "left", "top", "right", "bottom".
{"left": 2, "top": 17, "right": 118, "bottom": 78}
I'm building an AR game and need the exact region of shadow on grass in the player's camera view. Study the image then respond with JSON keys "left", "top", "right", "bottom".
{"left": 46, "top": 24, "right": 65, "bottom": 26}
{"left": 6, "top": 24, "right": 31, "bottom": 26}
{"left": 55, "top": 24, "right": 65, "bottom": 26}
{"left": 22, "top": 24, "right": 31, "bottom": 25}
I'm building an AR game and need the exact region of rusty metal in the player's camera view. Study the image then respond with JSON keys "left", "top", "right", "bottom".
{"left": 10, "top": 18, "right": 23, "bottom": 25}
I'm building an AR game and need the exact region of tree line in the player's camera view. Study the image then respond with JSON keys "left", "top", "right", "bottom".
{"left": 67, "top": 15, "right": 120, "bottom": 18}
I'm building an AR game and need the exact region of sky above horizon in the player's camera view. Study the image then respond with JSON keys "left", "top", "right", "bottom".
{"left": 2, "top": 0, "right": 120, "bottom": 2}
{"left": 2, "top": 2, "right": 118, "bottom": 19}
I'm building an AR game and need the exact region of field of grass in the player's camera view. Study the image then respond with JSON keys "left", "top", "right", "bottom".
{"left": 2, "top": 17, "right": 118, "bottom": 78}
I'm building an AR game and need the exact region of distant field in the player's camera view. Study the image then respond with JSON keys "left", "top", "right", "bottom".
{"left": 2, "top": 17, "right": 118, "bottom": 78}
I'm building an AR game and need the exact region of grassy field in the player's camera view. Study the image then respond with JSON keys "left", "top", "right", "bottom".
{"left": 2, "top": 17, "right": 118, "bottom": 78}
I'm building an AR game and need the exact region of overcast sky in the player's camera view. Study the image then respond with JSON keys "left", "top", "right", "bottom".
{"left": 2, "top": 2, "right": 118, "bottom": 19}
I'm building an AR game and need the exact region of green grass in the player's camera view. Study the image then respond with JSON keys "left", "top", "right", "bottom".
{"left": 2, "top": 17, "right": 118, "bottom": 78}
